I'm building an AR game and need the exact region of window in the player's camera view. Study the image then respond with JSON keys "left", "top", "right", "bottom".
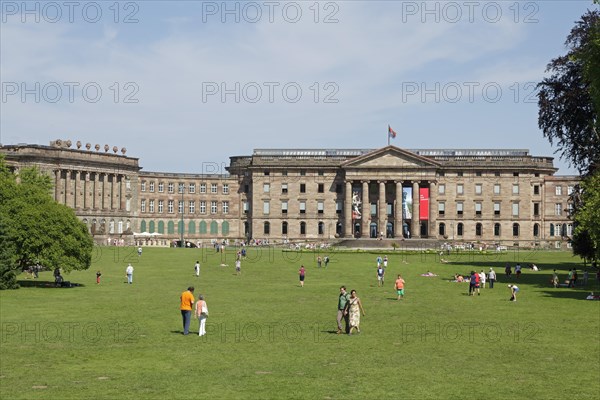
{"left": 223, "top": 184, "right": 229, "bottom": 194}
{"left": 158, "top": 200, "right": 164, "bottom": 213}
{"left": 211, "top": 201, "right": 217, "bottom": 214}
{"left": 189, "top": 183, "right": 195, "bottom": 193}
{"left": 318, "top": 221, "right": 325, "bottom": 235}
{"left": 200, "top": 183, "right": 206, "bottom": 193}
{"left": 317, "top": 201, "right": 324, "bottom": 214}
{"left": 299, "top": 201, "right": 306, "bottom": 214}
{"left": 141, "top": 182, "right": 146, "bottom": 192}
{"left": 439, "top": 223, "right": 446, "bottom": 236}
{"left": 457, "top": 202, "right": 463, "bottom": 215}
{"left": 189, "top": 200, "right": 195, "bottom": 213}
{"left": 555, "top": 203, "right": 562, "bottom": 216}
{"left": 567, "top": 186, "right": 574, "bottom": 195}
{"left": 242, "top": 201, "right": 249, "bottom": 214}
{"left": 263, "top": 183, "right": 270, "bottom": 193}
{"left": 336, "top": 201, "right": 342, "bottom": 214}
{"left": 533, "top": 185, "right": 539, "bottom": 195}
{"left": 126, "top": 178, "right": 131, "bottom": 190}
{"left": 476, "top": 171, "right": 482, "bottom": 177}
{"left": 438, "top": 202, "right": 445, "bottom": 216}
{"left": 494, "top": 184, "right": 500, "bottom": 195}
{"left": 149, "top": 200, "right": 155, "bottom": 213}
{"left": 200, "top": 201, "right": 206, "bottom": 214}
{"left": 300, "top": 183, "right": 306, "bottom": 193}
{"left": 494, "top": 202, "right": 500, "bottom": 215}
{"left": 512, "top": 223, "right": 520, "bottom": 237}
{"left": 282, "top": 170, "right": 288, "bottom": 176}
{"left": 512, "top": 203, "right": 519, "bottom": 217}
{"left": 550, "top": 223, "right": 555, "bottom": 236}
{"left": 263, "top": 201, "right": 270, "bottom": 215}
{"left": 149, "top": 182, "right": 155, "bottom": 192}
{"left": 457, "top": 184, "right": 464, "bottom": 195}
{"left": 475, "top": 202, "right": 482, "bottom": 215}
{"left": 512, "top": 184, "right": 519, "bottom": 194}
{"left": 318, "top": 170, "right": 324, "bottom": 176}
{"left": 533, "top": 203, "right": 540, "bottom": 216}
{"left": 494, "top": 223, "right": 501, "bottom": 236}
{"left": 281, "top": 183, "right": 288, "bottom": 194}
{"left": 211, "top": 183, "right": 217, "bottom": 194}
{"left": 158, "top": 182, "right": 164, "bottom": 193}
{"left": 178, "top": 200, "right": 184, "bottom": 213}
{"left": 438, "top": 184, "right": 445, "bottom": 195}
{"left": 282, "top": 221, "right": 288, "bottom": 235}
{"left": 457, "top": 223, "right": 464, "bottom": 236}
{"left": 555, "top": 186, "right": 562, "bottom": 196}
{"left": 199, "top": 221, "right": 206, "bottom": 234}
{"left": 263, "top": 222, "right": 270, "bottom": 235}
{"left": 300, "top": 170, "right": 306, "bottom": 176}
{"left": 178, "top": 184, "right": 184, "bottom": 194}
{"left": 475, "top": 184, "right": 482, "bottom": 195}
{"left": 300, "top": 221, "right": 306, "bottom": 235}
{"left": 475, "top": 223, "right": 482, "bottom": 236}
{"left": 281, "top": 201, "right": 288, "bottom": 214}
{"left": 457, "top": 172, "right": 463, "bottom": 177}
{"left": 264, "top": 170, "right": 270, "bottom": 176}
{"left": 222, "top": 201, "right": 229, "bottom": 214}
{"left": 318, "top": 183, "right": 324, "bottom": 193}
{"left": 495, "top": 171, "right": 500, "bottom": 177}
{"left": 168, "top": 200, "right": 174, "bottom": 213}
{"left": 168, "top": 183, "right": 174, "bottom": 193}
{"left": 567, "top": 223, "right": 573, "bottom": 236}
{"left": 513, "top": 172, "right": 519, "bottom": 177}
{"left": 141, "top": 199, "right": 146, "bottom": 212}
{"left": 533, "top": 223, "right": 540, "bottom": 237}
{"left": 567, "top": 203, "right": 574, "bottom": 215}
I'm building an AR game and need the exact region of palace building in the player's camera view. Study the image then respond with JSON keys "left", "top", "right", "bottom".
{"left": 0, "top": 141, "right": 579, "bottom": 248}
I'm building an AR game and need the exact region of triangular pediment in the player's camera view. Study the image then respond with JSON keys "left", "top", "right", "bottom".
{"left": 342, "top": 146, "right": 440, "bottom": 169}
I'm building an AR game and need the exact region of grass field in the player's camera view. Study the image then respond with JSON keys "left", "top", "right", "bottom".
{"left": 1, "top": 246, "right": 599, "bottom": 399}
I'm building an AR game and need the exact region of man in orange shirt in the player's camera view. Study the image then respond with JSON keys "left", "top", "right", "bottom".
{"left": 180, "top": 286, "right": 195, "bottom": 335}
{"left": 395, "top": 275, "right": 405, "bottom": 300}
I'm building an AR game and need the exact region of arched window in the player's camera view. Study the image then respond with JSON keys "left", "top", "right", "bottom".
{"left": 210, "top": 221, "right": 218, "bottom": 234}
{"left": 222, "top": 221, "right": 229, "bottom": 235}
{"left": 475, "top": 223, "right": 482, "bottom": 236}
{"left": 158, "top": 221, "right": 165, "bottom": 234}
{"left": 494, "top": 223, "right": 501, "bottom": 237}
{"left": 336, "top": 222, "right": 342, "bottom": 236}
{"left": 167, "top": 221, "right": 175, "bottom": 234}
{"left": 282, "top": 221, "right": 288, "bottom": 235}
{"left": 457, "top": 223, "right": 464, "bottom": 236}
{"left": 512, "top": 223, "right": 520, "bottom": 237}
{"left": 109, "top": 219, "right": 115, "bottom": 234}
{"left": 140, "top": 220, "right": 147, "bottom": 233}
{"left": 243, "top": 221, "right": 249, "bottom": 236}
{"left": 188, "top": 221, "right": 196, "bottom": 234}
{"left": 550, "top": 223, "right": 555, "bottom": 237}
{"left": 318, "top": 221, "right": 325, "bottom": 235}
{"left": 149, "top": 221, "right": 155, "bottom": 233}
{"left": 560, "top": 224, "right": 567, "bottom": 237}
{"left": 533, "top": 223, "right": 540, "bottom": 237}
{"left": 118, "top": 220, "right": 123, "bottom": 234}
{"left": 263, "top": 221, "right": 270, "bottom": 235}
{"left": 438, "top": 223, "right": 446, "bottom": 236}
{"left": 300, "top": 221, "right": 306, "bottom": 235}
{"left": 178, "top": 221, "right": 184, "bottom": 234}
{"left": 199, "top": 221, "right": 207, "bottom": 234}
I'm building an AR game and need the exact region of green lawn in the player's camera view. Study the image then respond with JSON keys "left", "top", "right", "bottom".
{"left": 1, "top": 247, "right": 599, "bottom": 399}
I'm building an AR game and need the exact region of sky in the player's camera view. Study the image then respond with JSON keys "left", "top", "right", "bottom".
{"left": 1, "top": 0, "right": 597, "bottom": 174}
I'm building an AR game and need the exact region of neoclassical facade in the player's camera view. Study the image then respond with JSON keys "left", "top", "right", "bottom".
{"left": 1, "top": 141, "right": 579, "bottom": 248}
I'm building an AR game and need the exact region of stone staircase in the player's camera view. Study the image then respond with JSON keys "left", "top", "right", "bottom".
{"left": 336, "top": 238, "right": 442, "bottom": 250}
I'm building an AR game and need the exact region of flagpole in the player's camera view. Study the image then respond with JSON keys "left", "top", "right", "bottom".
{"left": 387, "top": 126, "right": 390, "bottom": 146}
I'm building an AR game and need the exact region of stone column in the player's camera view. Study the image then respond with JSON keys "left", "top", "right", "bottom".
{"left": 74, "top": 171, "right": 81, "bottom": 209}
{"left": 65, "top": 170, "right": 71, "bottom": 206}
{"left": 118, "top": 175, "right": 124, "bottom": 210}
{"left": 395, "top": 181, "right": 403, "bottom": 238}
{"left": 99, "top": 173, "right": 105, "bottom": 210}
{"left": 84, "top": 172, "right": 90, "bottom": 209}
{"left": 429, "top": 181, "right": 437, "bottom": 238}
{"left": 111, "top": 174, "right": 117, "bottom": 210}
{"left": 344, "top": 181, "right": 353, "bottom": 238}
{"left": 54, "top": 169, "right": 61, "bottom": 202}
{"left": 412, "top": 181, "right": 420, "bottom": 238}
{"left": 378, "top": 181, "right": 386, "bottom": 238}
{"left": 361, "top": 181, "right": 369, "bottom": 238}
{"left": 92, "top": 173, "right": 97, "bottom": 210}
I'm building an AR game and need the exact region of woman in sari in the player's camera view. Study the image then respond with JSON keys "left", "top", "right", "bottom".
{"left": 346, "top": 290, "right": 366, "bottom": 335}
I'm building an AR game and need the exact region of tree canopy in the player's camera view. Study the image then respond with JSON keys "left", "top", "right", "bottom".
{"left": 0, "top": 156, "right": 94, "bottom": 289}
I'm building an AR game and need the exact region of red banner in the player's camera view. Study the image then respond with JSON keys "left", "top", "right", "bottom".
{"left": 419, "top": 188, "right": 429, "bottom": 221}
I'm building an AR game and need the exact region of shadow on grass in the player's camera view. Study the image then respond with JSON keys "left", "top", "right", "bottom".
{"left": 17, "top": 280, "right": 85, "bottom": 288}
{"left": 536, "top": 288, "right": 597, "bottom": 301}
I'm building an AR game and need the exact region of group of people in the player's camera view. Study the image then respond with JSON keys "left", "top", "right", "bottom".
{"left": 179, "top": 286, "right": 209, "bottom": 336}
{"left": 336, "top": 286, "right": 366, "bottom": 335}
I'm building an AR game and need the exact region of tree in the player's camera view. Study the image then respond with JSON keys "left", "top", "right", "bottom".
{"left": 572, "top": 172, "right": 600, "bottom": 262}
{"left": 0, "top": 156, "right": 94, "bottom": 289}
{"left": 537, "top": 9, "right": 600, "bottom": 176}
